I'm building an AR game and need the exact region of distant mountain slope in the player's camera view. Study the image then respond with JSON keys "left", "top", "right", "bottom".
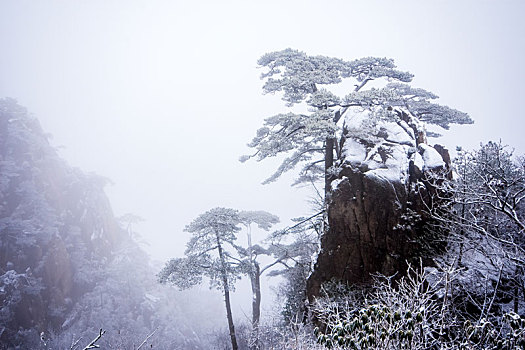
{"left": 0, "top": 97, "right": 131, "bottom": 346}
{"left": 0, "top": 99, "right": 228, "bottom": 349}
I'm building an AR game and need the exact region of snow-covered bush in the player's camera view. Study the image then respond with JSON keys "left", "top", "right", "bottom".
{"left": 303, "top": 262, "right": 525, "bottom": 350}
{"left": 311, "top": 264, "right": 457, "bottom": 349}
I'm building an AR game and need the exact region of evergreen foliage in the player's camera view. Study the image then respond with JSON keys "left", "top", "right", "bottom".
{"left": 242, "top": 49, "right": 472, "bottom": 194}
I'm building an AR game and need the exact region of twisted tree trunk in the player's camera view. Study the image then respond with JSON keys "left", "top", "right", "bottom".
{"left": 249, "top": 262, "right": 261, "bottom": 350}
{"left": 216, "top": 234, "right": 238, "bottom": 350}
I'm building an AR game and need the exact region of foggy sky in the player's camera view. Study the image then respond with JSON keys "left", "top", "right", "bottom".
{"left": 1, "top": 0, "right": 524, "bottom": 265}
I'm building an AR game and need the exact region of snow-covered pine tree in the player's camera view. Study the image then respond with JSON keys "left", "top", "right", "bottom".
{"left": 240, "top": 50, "right": 474, "bottom": 296}
{"left": 159, "top": 207, "right": 243, "bottom": 350}
{"left": 241, "top": 49, "right": 473, "bottom": 201}
{"left": 236, "top": 210, "right": 279, "bottom": 348}
{"left": 159, "top": 208, "right": 315, "bottom": 350}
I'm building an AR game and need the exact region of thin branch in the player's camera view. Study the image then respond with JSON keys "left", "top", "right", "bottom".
{"left": 286, "top": 125, "right": 306, "bottom": 137}
{"left": 354, "top": 77, "right": 372, "bottom": 92}
{"left": 278, "top": 210, "right": 325, "bottom": 236}
{"left": 82, "top": 329, "right": 105, "bottom": 350}
{"left": 136, "top": 327, "right": 159, "bottom": 350}
{"left": 481, "top": 265, "right": 504, "bottom": 321}
{"left": 70, "top": 336, "right": 82, "bottom": 350}
{"left": 260, "top": 256, "right": 289, "bottom": 275}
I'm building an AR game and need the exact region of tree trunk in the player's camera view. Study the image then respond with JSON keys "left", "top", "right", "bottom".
{"left": 250, "top": 262, "right": 261, "bottom": 349}
{"left": 514, "top": 267, "right": 521, "bottom": 313}
{"left": 324, "top": 137, "right": 335, "bottom": 201}
{"left": 216, "top": 236, "right": 238, "bottom": 350}
{"left": 222, "top": 284, "right": 238, "bottom": 350}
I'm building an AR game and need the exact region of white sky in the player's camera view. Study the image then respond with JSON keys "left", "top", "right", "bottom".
{"left": 1, "top": 0, "right": 524, "bottom": 265}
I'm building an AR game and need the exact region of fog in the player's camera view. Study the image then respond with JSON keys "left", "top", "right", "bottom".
{"left": 1, "top": 0, "right": 525, "bottom": 346}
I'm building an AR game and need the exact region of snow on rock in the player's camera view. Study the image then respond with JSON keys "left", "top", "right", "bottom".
{"left": 341, "top": 109, "right": 413, "bottom": 184}
{"left": 366, "top": 168, "right": 404, "bottom": 184}
{"left": 339, "top": 108, "right": 445, "bottom": 185}
{"left": 331, "top": 178, "right": 343, "bottom": 191}
{"left": 413, "top": 152, "right": 424, "bottom": 172}
{"left": 382, "top": 121, "right": 415, "bottom": 146}
{"left": 342, "top": 138, "right": 366, "bottom": 165}
{"left": 418, "top": 143, "right": 445, "bottom": 170}
{"left": 365, "top": 144, "right": 411, "bottom": 183}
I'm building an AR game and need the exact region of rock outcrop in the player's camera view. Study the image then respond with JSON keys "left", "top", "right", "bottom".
{"left": 307, "top": 108, "right": 450, "bottom": 299}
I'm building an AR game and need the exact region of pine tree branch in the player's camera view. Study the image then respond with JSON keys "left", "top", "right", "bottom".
{"left": 278, "top": 210, "right": 325, "bottom": 236}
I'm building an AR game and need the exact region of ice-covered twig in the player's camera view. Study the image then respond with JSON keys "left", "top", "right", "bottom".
{"left": 136, "top": 327, "right": 159, "bottom": 350}
{"left": 69, "top": 336, "right": 82, "bottom": 350}
{"left": 82, "top": 329, "right": 105, "bottom": 350}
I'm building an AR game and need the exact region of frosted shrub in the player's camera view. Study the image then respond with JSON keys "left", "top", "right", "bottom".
{"left": 308, "top": 262, "right": 525, "bottom": 349}
{"left": 311, "top": 263, "right": 459, "bottom": 349}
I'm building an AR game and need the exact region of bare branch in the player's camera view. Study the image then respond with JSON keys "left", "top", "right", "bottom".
{"left": 82, "top": 329, "right": 105, "bottom": 350}
{"left": 136, "top": 327, "right": 159, "bottom": 350}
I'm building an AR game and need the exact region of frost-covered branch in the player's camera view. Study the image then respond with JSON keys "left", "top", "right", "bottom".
{"left": 136, "top": 327, "right": 159, "bottom": 350}
{"left": 82, "top": 329, "right": 105, "bottom": 350}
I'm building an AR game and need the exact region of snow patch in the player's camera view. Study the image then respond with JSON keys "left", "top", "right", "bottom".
{"left": 413, "top": 152, "right": 424, "bottom": 172}
{"left": 418, "top": 144, "right": 444, "bottom": 170}
{"left": 366, "top": 168, "right": 405, "bottom": 183}
{"left": 341, "top": 107, "right": 444, "bottom": 185}
{"left": 382, "top": 121, "right": 415, "bottom": 146}
{"left": 342, "top": 138, "right": 366, "bottom": 165}
{"left": 362, "top": 143, "right": 411, "bottom": 184}
{"left": 331, "top": 178, "right": 343, "bottom": 191}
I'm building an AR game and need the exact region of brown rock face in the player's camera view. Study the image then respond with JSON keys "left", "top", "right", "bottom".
{"left": 308, "top": 169, "right": 422, "bottom": 298}
{"left": 307, "top": 110, "right": 450, "bottom": 300}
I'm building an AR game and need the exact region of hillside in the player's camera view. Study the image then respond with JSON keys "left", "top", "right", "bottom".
{"left": 0, "top": 98, "right": 214, "bottom": 349}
